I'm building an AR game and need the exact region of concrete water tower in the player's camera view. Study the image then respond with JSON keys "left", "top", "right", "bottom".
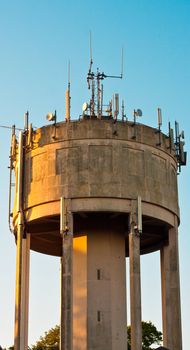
{"left": 10, "top": 61, "right": 186, "bottom": 350}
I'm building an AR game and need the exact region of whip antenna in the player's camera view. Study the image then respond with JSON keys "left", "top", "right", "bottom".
{"left": 65, "top": 60, "right": 71, "bottom": 121}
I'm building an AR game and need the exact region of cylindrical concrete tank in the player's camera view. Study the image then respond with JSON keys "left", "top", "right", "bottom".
{"left": 12, "top": 119, "right": 182, "bottom": 350}
{"left": 13, "top": 119, "right": 179, "bottom": 255}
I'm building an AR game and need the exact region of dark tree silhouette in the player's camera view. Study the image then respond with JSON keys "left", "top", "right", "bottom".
{"left": 127, "top": 321, "right": 162, "bottom": 350}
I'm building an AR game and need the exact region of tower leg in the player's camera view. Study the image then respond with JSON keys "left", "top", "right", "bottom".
{"left": 14, "top": 215, "right": 30, "bottom": 350}
{"left": 129, "top": 214, "right": 142, "bottom": 350}
{"left": 60, "top": 198, "right": 73, "bottom": 350}
{"left": 73, "top": 235, "right": 87, "bottom": 350}
{"left": 21, "top": 233, "right": 30, "bottom": 350}
{"left": 160, "top": 216, "right": 182, "bottom": 350}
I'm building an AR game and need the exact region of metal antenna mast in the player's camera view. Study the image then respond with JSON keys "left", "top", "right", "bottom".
{"left": 87, "top": 32, "right": 95, "bottom": 117}
{"left": 121, "top": 47, "right": 124, "bottom": 79}
{"left": 86, "top": 40, "right": 124, "bottom": 119}
{"left": 90, "top": 31, "right": 93, "bottom": 72}
{"left": 65, "top": 60, "right": 71, "bottom": 121}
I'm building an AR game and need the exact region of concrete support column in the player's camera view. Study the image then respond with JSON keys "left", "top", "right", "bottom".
{"left": 21, "top": 233, "right": 30, "bottom": 350}
{"left": 14, "top": 213, "right": 23, "bottom": 350}
{"left": 14, "top": 219, "right": 30, "bottom": 350}
{"left": 60, "top": 198, "right": 73, "bottom": 350}
{"left": 129, "top": 212, "right": 142, "bottom": 350}
{"left": 160, "top": 216, "right": 182, "bottom": 350}
{"left": 14, "top": 131, "right": 30, "bottom": 350}
{"left": 73, "top": 235, "right": 87, "bottom": 350}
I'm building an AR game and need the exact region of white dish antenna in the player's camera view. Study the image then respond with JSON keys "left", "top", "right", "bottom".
{"left": 82, "top": 102, "right": 88, "bottom": 112}
{"left": 46, "top": 111, "right": 56, "bottom": 122}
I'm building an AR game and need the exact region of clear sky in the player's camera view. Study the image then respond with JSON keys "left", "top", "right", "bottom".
{"left": 0, "top": 0, "right": 189, "bottom": 348}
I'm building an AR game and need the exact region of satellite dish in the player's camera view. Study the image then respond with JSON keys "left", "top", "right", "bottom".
{"left": 46, "top": 112, "right": 55, "bottom": 122}
{"left": 82, "top": 102, "right": 88, "bottom": 112}
{"left": 136, "top": 109, "right": 142, "bottom": 117}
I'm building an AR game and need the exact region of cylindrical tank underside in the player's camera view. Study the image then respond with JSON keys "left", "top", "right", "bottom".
{"left": 13, "top": 119, "right": 179, "bottom": 256}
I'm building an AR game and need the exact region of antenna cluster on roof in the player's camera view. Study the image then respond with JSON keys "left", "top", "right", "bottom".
{"left": 40, "top": 33, "right": 186, "bottom": 175}
{"left": 174, "top": 121, "right": 187, "bottom": 172}
{"left": 84, "top": 32, "right": 124, "bottom": 120}
{"left": 154, "top": 109, "right": 187, "bottom": 172}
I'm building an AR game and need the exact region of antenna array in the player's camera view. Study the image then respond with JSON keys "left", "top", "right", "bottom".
{"left": 174, "top": 121, "right": 187, "bottom": 172}
{"left": 86, "top": 34, "right": 123, "bottom": 119}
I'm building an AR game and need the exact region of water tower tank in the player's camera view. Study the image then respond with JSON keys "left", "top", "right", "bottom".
{"left": 13, "top": 119, "right": 179, "bottom": 252}
{"left": 12, "top": 118, "right": 184, "bottom": 350}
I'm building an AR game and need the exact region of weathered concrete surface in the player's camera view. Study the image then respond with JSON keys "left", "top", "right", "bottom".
{"left": 12, "top": 120, "right": 179, "bottom": 256}
{"left": 14, "top": 131, "right": 30, "bottom": 350}
{"left": 73, "top": 235, "right": 87, "bottom": 350}
{"left": 129, "top": 207, "right": 142, "bottom": 350}
{"left": 60, "top": 199, "right": 73, "bottom": 350}
{"left": 160, "top": 216, "right": 182, "bottom": 350}
{"left": 14, "top": 220, "right": 30, "bottom": 350}
{"left": 12, "top": 119, "right": 182, "bottom": 350}
{"left": 20, "top": 234, "right": 30, "bottom": 350}
{"left": 18, "top": 120, "right": 178, "bottom": 219}
{"left": 73, "top": 218, "right": 127, "bottom": 350}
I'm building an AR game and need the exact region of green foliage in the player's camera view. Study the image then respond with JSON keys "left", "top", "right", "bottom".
{"left": 12, "top": 320, "right": 161, "bottom": 350}
{"left": 31, "top": 325, "right": 60, "bottom": 350}
{"left": 127, "top": 321, "right": 162, "bottom": 350}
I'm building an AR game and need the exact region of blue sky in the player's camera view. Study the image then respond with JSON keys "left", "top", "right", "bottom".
{"left": 0, "top": 0, "right": 189, "bottom": 348}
